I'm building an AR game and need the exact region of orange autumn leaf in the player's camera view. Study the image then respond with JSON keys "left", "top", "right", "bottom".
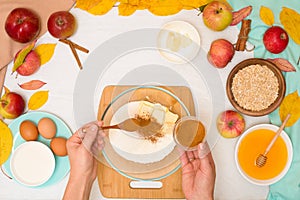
{"left": 180, "top": 0, "right": 212, "bottom": 10}
{"left": 0, "top": 120, "right": 13, "bottom": 165}
{"left": 279, "top": 90, "right": 300, "bottom": 127}
{"left": 76, "top": 0, "right": 116, "bottom": 15}
{"left": 34, "top": 43, "right": 57, "bottom": 66}
{"left": 259, "top": 6, "right": 274, "bottom": 26}
{"left": 119, "top": 3, "right": 138, "bottom": 16}
{"left": 18, "top": 80, "right": 47, "bottom": 90}
{"left": 280, "top": 7, "right": 300, "bottom": 45}
{"left": 148, "top": 0, "right": 183, "bottom": 16}
{"left": 28, "top": 90, "right": 49, "bottom": 110}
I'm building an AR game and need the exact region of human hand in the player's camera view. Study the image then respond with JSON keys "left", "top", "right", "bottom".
{"left": 180, "top": 142, "right": 216, "bottom": 200}
{"left": 67, "top": 121, "right": 106, "bottom": 181}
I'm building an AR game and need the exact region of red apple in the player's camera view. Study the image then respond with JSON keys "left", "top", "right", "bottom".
{"left": 263, "top": 26, "right": 289, "bottom": 54}
{"left": 208, "top": 39, "right": 235, "bottom": 68}
{"left": 0, "top": 92, "right": 25, "bottom": 119}
{"left": 217, "top": 110, "right": 245, "bottom": 138}
{"left": 47, "top": 11, "right": 76, "bottom": 39}
{"left": 202, "top": 1, "right": 233, "bottom": 31}
{"left": 15, "top": 50, "right": 41, "bottom": 76}
{"left": 5, "top": 8, "right": 40, "bottom": 43}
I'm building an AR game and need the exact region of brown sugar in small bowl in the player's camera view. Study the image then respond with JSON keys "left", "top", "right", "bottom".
{"left": 226, "top": 58, "right": 286, "bottom": 116}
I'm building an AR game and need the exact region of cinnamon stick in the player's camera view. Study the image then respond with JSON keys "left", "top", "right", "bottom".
{"left": 68, "top": 41, "right": 82, "bottom": 70}
{"left": 59, "top": 39, "right": 89, "bottom": 53}
{"left": 235, "top": 19, "right": 251, "bottom": 51}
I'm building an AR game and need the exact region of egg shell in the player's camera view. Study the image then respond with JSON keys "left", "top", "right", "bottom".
{"left": 38, "top": 118, "right": 57, "bottom": 139}
{"left": 50, "top": 137, "right": 67, "bottom": 156}
{"left": 19, "top": 120, "right": 39, "bottom": 141}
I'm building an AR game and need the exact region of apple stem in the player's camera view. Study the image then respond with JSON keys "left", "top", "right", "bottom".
{"left": 0, "top": 99, "right": 8, "bottom": 106}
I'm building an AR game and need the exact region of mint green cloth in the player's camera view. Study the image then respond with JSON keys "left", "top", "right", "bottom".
{"left": 228, "top": 0, "right": 300, "bottom": 199}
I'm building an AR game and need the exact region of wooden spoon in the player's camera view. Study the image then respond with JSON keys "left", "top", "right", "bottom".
{"left": 102, "top": 117, "right": 162, "bottom": 137}
{"left": 255, "top": 114, "right": 291, "bottom": 168}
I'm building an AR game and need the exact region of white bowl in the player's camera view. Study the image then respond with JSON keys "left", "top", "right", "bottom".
{"left": 235, "top": 124, "right": 293, "bottom": 185}
{"left": 157, "top": 20, "right": 201, "bottom": 64}
{"left": 10, "top": 141, "right": 55, "bottom": 187}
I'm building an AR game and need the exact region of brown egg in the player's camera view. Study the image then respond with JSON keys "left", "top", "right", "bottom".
{"left": 38, "top": 118, "right": 56, "bottom": 139}
{"left": 19, "top": 120, "right": 39, "bottom": 141}
{"left": 50, "top": 137, "right": 67, "bottom": 156}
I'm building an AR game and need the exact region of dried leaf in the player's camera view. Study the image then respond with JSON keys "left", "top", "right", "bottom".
{"left": 12, "top": 41, "right": 36, "bottom": 73}
{"left": 280, "top": 7, "right": 300, "bottom": 45}
{"left": 267, "top": 58, "right": 296, "bottom": 72}
{"left": 119, "top": 3, "right": 138, "bottom": 16}
{"left": 279, "top": 91, "right": 300, "bottom": 127}
{"left": 148, "top": 0, "right": 183, "bottom": 16}
{"left": 259, "top": 6, "right": 274, "bottom": 26}
{"left": 28, "top": 90, "right": 49, "bottom": 110}
{"left": 18, "top": 80, "right": 47, "bottom": 90}
{"left": 34, "top": 43, "right": 57, "bottom": 66}
{"left": 0, "top": 120, "right": 13, "bottom": 165}
{"left": 76, "top": 0, "right": 116, "bottom": 15}
{"left": 230, "top": 5, "right": 252, "bottom": 26}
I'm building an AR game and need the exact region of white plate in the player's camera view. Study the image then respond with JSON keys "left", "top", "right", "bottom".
{"left": 10, "top": 141, "right": 55, "bottom": 187}
{"left": 235, "top": 124, "right": 293, "bottom": 185}
{"left": 157, "top": 21, "right": 201, "bottom": 64}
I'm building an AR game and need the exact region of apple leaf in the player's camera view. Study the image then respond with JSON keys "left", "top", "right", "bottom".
{"left": 280, "top": 7, "right": 300, "bottom": 45}
{"left": 267, "top": 58, "right": 296, "bottom": 72}
{"left": 28, "top": 90, "right": 49, "bottom": 110}
{"left": 18, "top": 80, "right": 47, "bottom": 90}
{"left": 279, "top": 90, "right": 300, "bottom": 127}
{"left": 12, "top": 41, "right": 36, "bottom": 74}
{"left": 259, "top": 6, "right": 274, "bottom": 26}
{"left": 75, "top": 0, "right": 116, "bottom": 15}
{"left": 0, "top": 120, "right": 13, "bottom": 165}
{"left": 34, "top": 43, "right": 57, "bottom": 66}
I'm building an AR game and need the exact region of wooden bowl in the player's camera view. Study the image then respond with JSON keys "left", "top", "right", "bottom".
{"left": 226, "top": 58, "right": 286, "bottom": 116}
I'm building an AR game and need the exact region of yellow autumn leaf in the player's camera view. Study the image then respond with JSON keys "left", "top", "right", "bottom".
{"left": 180, "top": 0, "right": 212, "bottom": 10}
{"left": 148, "top": 0, "right": 183, "bottom": 16}
{"left": 35, "top": 43, "right": 57, "bottom": 66}
{"left": 76, "top": 0, "right": 116, "bottom": 15}
{"left": 28, "top": 91, "right": 49, "bottom": 110}
{"left": 279, "top": 90, "right": 300, "bottom": 127}
{"left": 280, "top": 7, "right": 300, "bottom": 45}
{"left": 259, "top": 6, "right": 274, "bottom": 26}
{"left": 0, "top": 120, "right": 13, "bottom": 165}
{"left": 119, "top": 3, "right": 138, "bottom": 16}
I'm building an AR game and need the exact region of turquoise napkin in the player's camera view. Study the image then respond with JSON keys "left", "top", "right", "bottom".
{"left": 227, "top": 0, "right": 300, "bottom": 199}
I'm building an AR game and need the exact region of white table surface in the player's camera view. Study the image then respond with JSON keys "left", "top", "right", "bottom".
{"left": 0, "top": 6, "right": 270, "bottom": 200}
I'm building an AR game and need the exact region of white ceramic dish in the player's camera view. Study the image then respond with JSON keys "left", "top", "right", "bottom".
{"left": 157, "top": 20, "right": 201, "bottom": 64}
{"left": 235, "top": 124, "right": 293, "bottom": 185}
{"left": 10, "top": 141, "right": 55, "bottom": 187}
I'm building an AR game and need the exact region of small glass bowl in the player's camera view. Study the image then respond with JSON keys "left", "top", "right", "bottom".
{"left": 173, "top": 116, "right": 206, "bottom": 151}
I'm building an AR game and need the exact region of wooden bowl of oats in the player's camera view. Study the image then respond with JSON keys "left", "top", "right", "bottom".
{"left": 226, "top": 58, "right": 286, "bottom": 116}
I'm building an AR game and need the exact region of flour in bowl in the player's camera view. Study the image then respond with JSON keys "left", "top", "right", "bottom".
{"left": 109, "top": 101, "right": 179, "bottom": 164}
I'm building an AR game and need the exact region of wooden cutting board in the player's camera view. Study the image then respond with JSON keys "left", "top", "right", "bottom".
{"left": 97, "top": 85, "right": 195, "bottom": 199}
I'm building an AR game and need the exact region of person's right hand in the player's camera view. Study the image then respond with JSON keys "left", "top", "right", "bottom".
{"left": 180, "top": 142, "right": 216, "bottom": 200}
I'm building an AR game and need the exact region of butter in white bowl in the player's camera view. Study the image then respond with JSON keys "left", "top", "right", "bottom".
{"left": 10, "top": 141, "right": 55, "bottom": 187}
